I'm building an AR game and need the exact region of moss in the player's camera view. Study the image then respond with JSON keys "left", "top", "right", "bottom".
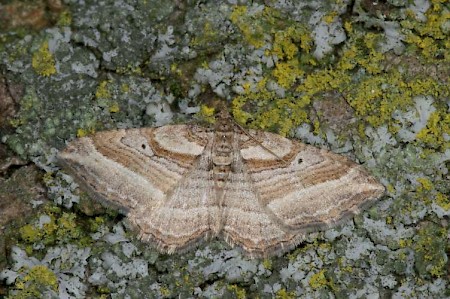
{"left": 31, "top": 41, "right": 57, "bottom": 77}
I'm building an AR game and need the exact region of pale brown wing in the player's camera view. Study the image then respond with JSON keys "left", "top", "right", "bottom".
{"left": 132, "top": 136, "right": 219, "bottom": 254}
{"left": 240, "top": 130, "right": 385, "bottom": 234}
{"left": 58, "top": 125, "right": 218, "bottom": 252}
{"left": 220, "top": 131, "right": 302, "bottom": 258}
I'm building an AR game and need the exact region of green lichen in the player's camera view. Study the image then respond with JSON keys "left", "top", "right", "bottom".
{"left": 231, "top": 16, "right": 315, "bottom": 136}
{"left": 31, "top": 41, "right": 56, "bottom": 77}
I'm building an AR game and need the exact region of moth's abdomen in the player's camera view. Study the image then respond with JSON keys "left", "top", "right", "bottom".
{"left": 212, "top": 113, "right": 234, "bottom": 189}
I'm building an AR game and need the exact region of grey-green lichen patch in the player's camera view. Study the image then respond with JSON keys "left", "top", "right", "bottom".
{"left": 1, "top": 0, "right": 450, "bottom": 298}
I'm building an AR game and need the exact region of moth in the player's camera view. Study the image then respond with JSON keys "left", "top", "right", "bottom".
{"left": 58, "top": 108, "right": 384, "bottom": 257}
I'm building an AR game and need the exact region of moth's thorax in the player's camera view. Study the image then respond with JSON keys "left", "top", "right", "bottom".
{"left": 212, "top": 111, "right": 234, "bottom": 188}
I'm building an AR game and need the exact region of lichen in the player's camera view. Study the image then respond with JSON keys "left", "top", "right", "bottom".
{"left": 227, "top": 284, "right": 247, "bottom": 299}
{"left": 309, "top": 269, "right": 328, "bottom": 290}
{"left": 275, "top": 288, "right": 296, "bottom": 299}
{"left": 195, "top": 104, "right": 216, "bottom": 124}
{"left": 401, "top": 0, "right": 450, "bottom": 61}
{"left": 1, "top": 0, "right": 450, "bottom": 297}
{"left": 435, "top": 192, "right": 450, "bottom": 211}
{"left": 18, "top": 206, "right": 91, "bottom": 250}
{"left": 10, "top": 265, "right": 59, "bottom": 298}
{"left": 413, "top": 223, "right": 448, "bottom": 278}
{"left": 31, "top": 41, "right": 56, "bottom": 77}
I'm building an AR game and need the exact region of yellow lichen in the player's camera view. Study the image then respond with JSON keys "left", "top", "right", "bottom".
{"left": 57, "top": 10, "right": 72, "bottom": 27}
{"left": 19, "top": 224, "right": 42, "bottom": 243}
{"left": 275, "top": 288, "right": 296, "bottom": 299}
{"left": 109, "top": 102, "right": 120, "bottom": 113}
{"left": 76, "top": 128, "right": 95, "bottom": 138}
{"left": 15, "top": 265, "right": 59, "bottom": 295}
{"left": 416, "top": 111, "right": 450, "bottom": 149}
{"left": 196, "top": 105, "right": 216, "bottom": 124}
{"left": 32, "top": 41, "right": 56, "bottom": 77}
{"left": 322, "top": 11, "right": 338, "bottom": 24}
{"left": 309, "top": 269, "right": 328, "bottom": 289}
{"left": 262, "top": 259, "right": 272, "bottom": 270}
{"left": 417, "top": 177, "right": 433, "bottom": 191}
{"left": 230, "top": 6, "right": 265, "bottom": 48}
{"left": 120, "top": 83, "right": 130, "bottom": 93}
{"left": 401, "top": 1, "right": 450, "bottom": 61}
{"left": 272, "top": 60, "right": 304, "bottom": 88}
{"left": 227, "top": 284, "right": 247, "bottom": 299}
{"left": 116, "top": 65, "right": 142, "bottom": 75}
{"left": 160, "top": 286, "right": 171, "bottom": 296}
{"left": 436, "top": 192, "right": 450, "bottom": 211}
{"left": 95, "top": 80, "right": 112, "bottom": 99}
